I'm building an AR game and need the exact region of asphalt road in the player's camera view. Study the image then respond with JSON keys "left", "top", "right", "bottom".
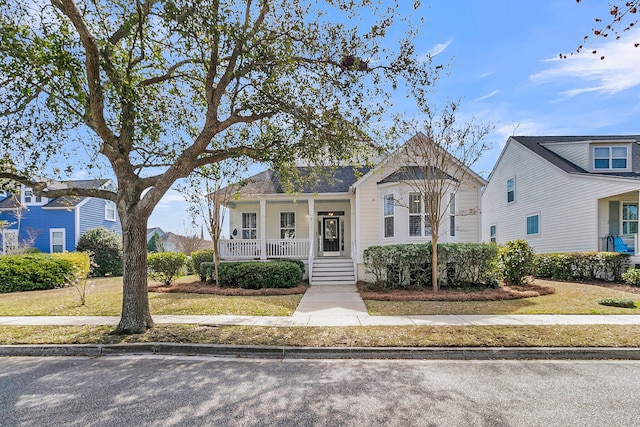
{"left": 1, "top": 356, "right": 639, "bottom": 427}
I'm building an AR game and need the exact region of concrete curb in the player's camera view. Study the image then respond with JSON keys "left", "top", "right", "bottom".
{"left": 2, "top": 344, "right": 640, "bottom": 360}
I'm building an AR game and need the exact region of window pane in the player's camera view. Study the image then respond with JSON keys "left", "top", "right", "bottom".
{"left": 612, "top": 147, "right": 627, "bottom": 158}
{"left": 450, "top": 216, "right": 455, "bottom": 237}
{"left": 409, "top": 193, "right": 421, "bottom": 214}
{"left": 612, "top": 158, "right": 627, "bottom": 169}
{"left": 409, "top": 215, "right": 421, "bottom": 236}
{"left": 384, "top": 217, "right": 394, "bottom": 238}
{"left": 623, "top": 204, "right": 638, "bottom": 220}
{"left": 449, "top": 193, "right": 456, "bottom": 214}
{"left": 490, "top": 225, "right": 496, "bottom": 237}
{"left": 384, "top": 195, "right": 394, "bottom": 216}
{"left": 594, "top": 147, "right": 609, "bottom": 157}
{"left": 594, "top": 159, "right": 609, "bottom": 169}
{"left": 507, "top": 178, "right": 514, "bottom": 192}
{"left": 526, "top": 215, "right": 539, "bottom": 235}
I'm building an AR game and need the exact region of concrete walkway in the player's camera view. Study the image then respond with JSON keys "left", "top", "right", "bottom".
{"left": 2, "top": 284, "right": 640, "bottom": 327}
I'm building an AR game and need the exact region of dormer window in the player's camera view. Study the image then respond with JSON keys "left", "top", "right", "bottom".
{"left": 593, "top": 146, "right": 628, "bottom": 170}
{"left": 23, "top": 188, "right": 45, "bottom": 205}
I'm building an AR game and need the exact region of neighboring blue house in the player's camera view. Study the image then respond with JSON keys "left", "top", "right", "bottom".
{"left": 0, "top": 179, "right": 122, "bottom": 254}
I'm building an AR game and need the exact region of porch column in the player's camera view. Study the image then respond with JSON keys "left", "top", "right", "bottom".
{"left": 260, "top": 198, "right": 267, "bottom": 260}
{"left": 308, "top": 198, "right": 315, "bottom": 280}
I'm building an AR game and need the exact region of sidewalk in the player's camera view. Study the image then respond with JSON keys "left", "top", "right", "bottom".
{"left": 1, "top": 284, "right": 640, "bottom": 327}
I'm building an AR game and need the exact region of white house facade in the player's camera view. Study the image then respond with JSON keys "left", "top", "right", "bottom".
{"left": 220, "top": 133, "right": 486, "bottom": 284}
{"left": 482, "top": 135, "right": 640, "bottom": 263}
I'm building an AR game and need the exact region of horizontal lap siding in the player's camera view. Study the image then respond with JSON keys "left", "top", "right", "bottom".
{"left": 482, "top": 140, "right": 640, "bottom": 253}
{"left": 79, "top": 198, "right": 122, "bottom": 241}
{"left": 6, "top": 207, "right": 75, "bottom": 252}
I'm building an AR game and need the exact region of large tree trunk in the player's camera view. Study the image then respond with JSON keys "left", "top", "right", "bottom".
{"left": 115, "top": 211, "right": 154, "bottom": 334}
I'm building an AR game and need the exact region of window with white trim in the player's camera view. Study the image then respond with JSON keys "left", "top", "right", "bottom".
{"left": 526, "top": 214, "right": 539, "bottom": 235}
{"left": 241, "top": 212, "right": 257, "bottom": 239}
{"left": 50, "top": 228, "right": 65, "bottom": 253}
{"left": 383, "top": 194, "right": 394, "bottom": 238}
{"left": 23, "top": 188, "right": 43, "bottom": 205}
{"left": 280, "top": 212, "right": 295, "bottom": 239}
{"left": 507, "top": 177, "right": 515, "bottom": 204}
{"left": 449, "top": 193, "right": 456, "bottom": 237}
{"left": 622, "top": 202, "right": 638, "bottom": 235}
{"left": 490, "top": 225, "right": 497, "bottom": 243}
{"left": 105, "top": 200, "right": 116, "bottom": 221}
{"left": 408, "top": 192, "right": 430, "bottom": 237}
{"left": 594, "top": 146, "right": 628, "bottom": 170}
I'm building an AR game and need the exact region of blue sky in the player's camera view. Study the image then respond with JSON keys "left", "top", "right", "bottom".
{"left": 149, "top": 0, "right": 640, "bottom": 234}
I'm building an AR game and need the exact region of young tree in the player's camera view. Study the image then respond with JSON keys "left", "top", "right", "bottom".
{"left": 392, "top": 102, "right": 493, "bottom": 291}
{"left": 0, "top": 0, "right": 438, "bottom": 333}
{"left": 147, "top": 231, "right": 164, "bottom": 253}
{"left": 176, "top": 232, "right": 206, "bottom": 256}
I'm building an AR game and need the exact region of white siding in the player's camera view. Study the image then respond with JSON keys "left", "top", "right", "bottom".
{"left": 543, "top": 142, "right": 590, "bottom": 170}
{"left": 482, "top": 138, "right": 640, "bottom": 253}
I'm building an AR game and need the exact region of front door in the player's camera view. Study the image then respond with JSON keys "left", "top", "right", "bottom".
{"left": 323, "top": 217, "right": 340, "bottom": 256}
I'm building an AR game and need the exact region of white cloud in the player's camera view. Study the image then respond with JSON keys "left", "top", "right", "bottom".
{"left": 531, "top": 29, "right": 640, "bottom": 96}
{"left": 429, "top": 39, "right": 452, "bottom": 57}
{"left": 155, "top": 189, "right": 188, "bottom": 210}
{"left": 472, "top": 90, "right": 500, "bottom": 102}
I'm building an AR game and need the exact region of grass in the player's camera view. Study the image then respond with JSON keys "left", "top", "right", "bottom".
{"left": 365, "top": 279, "right": 640, "bottom": 315}
{"left": 2, "top": 324, "right": 640, "bottom": 347}
{"left": 0, "top": 276, "right": 302, "bottom": 317}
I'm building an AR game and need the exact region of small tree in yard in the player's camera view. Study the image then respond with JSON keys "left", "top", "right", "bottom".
{"left": 0, "top": 0, "right": 438, "bottom": 333}
{"left": 147, "top": 232, "right": 164, "bottom": 253}
{"left": 176, "top": 232, "right": 206, "bottom": 256}
{"left": 391, "top": 101, "right": 493, "bottom": 291}
{"left": 148, "top": 252, "right": 187, "bottom": 286}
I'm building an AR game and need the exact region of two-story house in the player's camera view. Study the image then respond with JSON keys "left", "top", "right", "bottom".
{"left": 0, "top": 179, "right": 122, "bottom": 254}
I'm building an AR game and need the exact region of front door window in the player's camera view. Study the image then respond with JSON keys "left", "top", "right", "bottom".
{"left": 622, "top": 202, "right": 638, "bottom": 235}
{"left": 323, "top": 217, "right": 340, "bottom": 254}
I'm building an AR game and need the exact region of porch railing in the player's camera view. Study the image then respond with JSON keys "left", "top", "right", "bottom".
{"left": 219, "top": 239, "right": 309, "bottom": 260}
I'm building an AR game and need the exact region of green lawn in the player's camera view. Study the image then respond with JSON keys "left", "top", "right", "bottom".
{"left": 365, "top": 280, "right": 640, "bottom": 315}
{"left": 0, "top": 276, "right": 303, "bottom": 317}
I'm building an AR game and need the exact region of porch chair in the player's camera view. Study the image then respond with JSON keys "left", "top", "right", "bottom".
{"left": 614, "top": 237, "right": 633, "bottom": 254}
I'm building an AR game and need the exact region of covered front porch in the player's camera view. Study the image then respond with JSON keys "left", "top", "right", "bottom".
{"left": 219, "top": 195, "right": 357, "bottom": 284}
{"left": 598, "top": 190, "right": 639, "bottom": 256}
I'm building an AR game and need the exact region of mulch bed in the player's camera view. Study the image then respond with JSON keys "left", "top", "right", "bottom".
{"left": 357, "top": 281, "right": 555, "bottom": 301}
{"left": 148, "top": 281, "right": 308, "bottom": 296}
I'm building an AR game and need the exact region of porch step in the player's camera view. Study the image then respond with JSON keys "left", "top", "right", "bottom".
{"left": 311, "top": 258, "right": 356, "bottom": 285}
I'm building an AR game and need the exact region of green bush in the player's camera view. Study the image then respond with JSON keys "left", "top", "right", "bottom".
{"left": 147, "top": 252, "right": 187, "bottom": 285}
{"left": 76, "top": 227, "right": 123, "bottom": 277}
{"left": 598, "top": 298, "right": 636, "bottom": 308}
{"left": 497, "top": 240, "right": 535, "bottom": 285}
{"left": 278, "top": 259, "right": 306, "bottom": 276}
{"left": 52, "top": 252, "right": 91, "bottom": 280}
{"left": 0, "top": 254, "right": 74, "bottom": 293}
{"left": 200, "top": 261, "right": 216, "bottom": 282}
{"left": 217, "top": 261, "right": 303, "bottom": 289}
{"left": 622, "top": 268, "right": 640, "bottom": 286}
{"left": 363, "top": 243, "right": 498, "bottom": 290}
{"left": 191, "top": 249, "right": 216, "bottom": 281}
{"left": 535, "top": 252, "right": 629, "bottom": 282}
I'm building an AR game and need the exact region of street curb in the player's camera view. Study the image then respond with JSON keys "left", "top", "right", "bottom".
{"left": 2, "top": 344, "right": 640, "bottom": 360}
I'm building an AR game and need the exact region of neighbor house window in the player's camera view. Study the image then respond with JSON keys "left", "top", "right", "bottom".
{"left": 2, "top": 230, "right": 18, "bottom": 254}
{"left": 50, "top": 228, "right": 65, "bottom": 253}
{"left": 449, "top": 193, "right": 456, "bottom": 237}
{"left": 490, "top": 225, "right": 497, "bottom": 243}
{"left": 526, "top": 214, "right": 539, "bottom": 235}
{"left": 507, "top": 177, "right": 515, "bottom": 204}
{"left": 594, "top": 146, "right": 628, "bottom": 170}
{"left": 241, "top": 212, "right": 257, "bottom": 239}
{"left": 105, "top": 201, "right": 116, "bottom": 221}
{"left": 23, "top": 188, "right": 42, "bottom": 204}
{"left": 622, "top": 202, "right": 638, "bottom": 235}
{"left": 280, "top": 212, "right": 295, "bottom": 239}
{"left": 383, "top": 194, "right": 394, "bottom": 238}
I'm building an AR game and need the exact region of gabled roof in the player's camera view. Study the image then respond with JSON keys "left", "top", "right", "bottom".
{"left": 224, "top": 166, "right": 371, "bottom": 198}
{"left": 0, "top": 179, "right": 114, "bottom": 210}
{"left": 511, "top": 135, "right": 640, "bottom": 179}
{"left": 43, "top": 196, "right": 87, "bottom": 209}
{"left": 0, "top": 195, "right": 21, "bottom": 211}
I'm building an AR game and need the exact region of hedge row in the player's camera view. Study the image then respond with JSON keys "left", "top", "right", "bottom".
{"left": 533, "top": 252, "right": 630, "bottom": 282}
{"left": 363, "top": 243, "right": 498, "bottom": 290}
{"left": 213, "top": 261, "right": 303, "bottom": 289}
{"left": 0, "top": 254, "right": 75, "bottom": 293}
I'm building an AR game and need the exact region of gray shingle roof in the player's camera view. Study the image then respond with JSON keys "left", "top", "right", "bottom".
{"left": 0, "top": 195, "right": 21, "bottom": 210}
{"left": 512, "top": 135, "right": 640, "bottom": 178}
{"left": 226, "top": 166, "right": 371, "bottom": 197}
{"left": 377, "top": 166, "right": 456, "bottom": 184}
{"left": 43, "top": 196, "right": 87, "bottom": 209}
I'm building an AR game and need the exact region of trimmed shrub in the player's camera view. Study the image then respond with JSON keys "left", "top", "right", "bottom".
{"left": 200, "top": 261, "right": 216, "bottom": 281}
{"left": 534, "top": 252, "right": 629, "bottom": 282}
{"left": 147, "top": 252, "right": 187, "bottom": 285}
{"left": 497, "top": 240, "right": 535, "bottom": 285}
{"left": 363, "top": 243, "right": 498, "bottom": 290}
{"left": 598, "top": 298, "right": 636, "bottom": 308}
{"left": 0, "top": 254, "right": 74, "bottom": 293}
{"left": 622, "top": 268, "right": 640, "bottom": 286}
{"left": 191, "top": 249, "right": 216, "bottom": 281}
{"left": 217, "top": 261, "right": 303, "bottom": 289}
{"left": 76, "top": 227, "right": 123, "bottom": 277}
{"left": 278, "top": 259, "right": 306, "bottom": 276}
{"left": 52, "top": 252, "right": 91, "bottom": 281}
